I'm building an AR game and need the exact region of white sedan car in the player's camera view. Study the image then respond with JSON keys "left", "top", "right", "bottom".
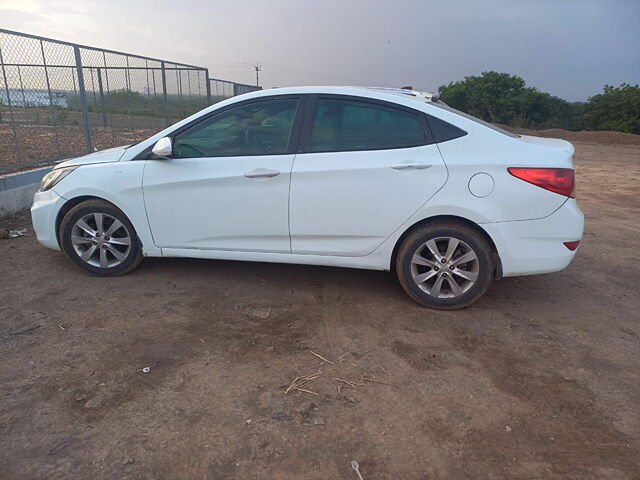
{"left": 31, "top": 86, "right": 583, "bottom": 309}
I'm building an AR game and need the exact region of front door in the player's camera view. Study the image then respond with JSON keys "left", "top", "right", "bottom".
{"left": 143, "top": 96, "right": 301, "bottom": 253}
{"left": 289, "top": 96, "right": 448, "bottom": 256}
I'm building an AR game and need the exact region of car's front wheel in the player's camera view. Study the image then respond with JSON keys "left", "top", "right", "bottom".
{"left": 396, "top": 221, "right": 494, "bottom": 309}
{"left": 59, "top": 199, "right": 143, "bottom": 276}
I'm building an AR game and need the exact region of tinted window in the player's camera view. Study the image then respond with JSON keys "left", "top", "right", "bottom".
{"left": 309, "top": 98, "right": 425, "bottom": 153}
{"left": 426, "top": 114, "right": 468, "bottom": 143}
{"left": 173, "top": 98, "right": 298, "bottom": 158}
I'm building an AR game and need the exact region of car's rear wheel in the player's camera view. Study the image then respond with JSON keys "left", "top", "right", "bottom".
{"left": 59, "top": 199, "right": 143, "bottom": 276}
{"left": 396, "top": 221, "right": 494, "bottom": 309}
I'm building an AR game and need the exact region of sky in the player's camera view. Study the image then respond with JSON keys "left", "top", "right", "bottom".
{"left": 1, "top": 0, "right": 638, "bottom": 101}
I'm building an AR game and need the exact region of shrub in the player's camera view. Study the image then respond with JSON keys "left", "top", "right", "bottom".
{"left": 581, "top": 84, "right": 640, "bottom": 134}
{"left": 439, "top": 72, "right": 579, "bottom": 130}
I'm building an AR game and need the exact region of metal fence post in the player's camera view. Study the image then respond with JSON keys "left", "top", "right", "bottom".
{"left": 176, "top": 68, "right": 183, "bottom": 116}
{"left": 102, "top": 51, "right": 110, "bottom": 91}
{"left": 205, "top": 69, "right": 211, "bottom": 105}
{"left": 97, "top": 67, "right": 108, "bottom": 128}
{"left": 186, "top": 70, "right": 192, "bottom": 110}
{"left": 125, "top": 55, "right": 131, "bottom": 91}
{"left": 145, "top": 59, "right": 150, "bottom": 98}
{"left": 0, "top": 45, "right": 22, "bottom": 160}
{"left": 71, "top": 66, "right": 77, "bottom": 95}
{"left": 152, "top": 69, "right": 157, "bottom": 99}
{"left": 17, "top": 65, "right": 27, "bottom": 107}
{"left": 40, "top": 39, "right": 61, "bottom": 156}
{"left": 74, "top": 45, "right": 94, "bottom": 153}
{"left": 89, "top": 67, "right": 97, "bottom": 106}
{"left": 161, "top": 61, "right": 169, "bottom": 127}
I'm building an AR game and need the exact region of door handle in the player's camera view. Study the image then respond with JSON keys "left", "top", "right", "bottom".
{"left": 390, "top": 162, "right": 431, "bottom": 170}
{"left": 244, "top": 168, "right": 281, "bottom": 178}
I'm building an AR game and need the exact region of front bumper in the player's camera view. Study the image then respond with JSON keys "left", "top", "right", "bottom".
{"left": 30, "top": 188, "right": 66, "bottom": 251}
{"left": 482, "top": 199, "right": 584, "bottom": 277}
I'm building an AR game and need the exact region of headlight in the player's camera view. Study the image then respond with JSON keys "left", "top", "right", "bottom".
{"left": 40, "top": 167, "right": 78, "bottom": 192}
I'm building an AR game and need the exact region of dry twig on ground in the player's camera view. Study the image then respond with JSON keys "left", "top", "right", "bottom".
{"left": 333, "top": 377, "right": 364, "bottom": 388}
{"left": 310, "top": 351, "right": 336, "bottom": 366}
{"left": 294, "top": 387, "right": 320, "bottom": 396}
{"left": 362, "top": 374, "right": 399, "bottom": 388}
{"left": 284, "top": 372, "right": 322, "bottom": 395}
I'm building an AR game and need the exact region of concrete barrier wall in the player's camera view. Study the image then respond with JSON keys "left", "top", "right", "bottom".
{"left": 0, "top": 167, "right": 53, "bottom": 217}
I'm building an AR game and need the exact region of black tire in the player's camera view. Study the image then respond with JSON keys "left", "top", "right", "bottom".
{"left": 396, "top": 221, "right": 494, "bottom": 309}
{"left": 59, "top": 199, "right": 143, "bottom": 276}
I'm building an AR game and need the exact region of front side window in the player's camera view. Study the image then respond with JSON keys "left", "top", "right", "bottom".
{"left": 309, "top": 98, "right": 425, "bottom": 153}
{"left": 173, "top": 98, "right": 298, "bottom": 158}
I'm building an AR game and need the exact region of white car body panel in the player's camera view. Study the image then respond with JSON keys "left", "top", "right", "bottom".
{"left": 482, "top": 199, "right": 583, "bottom": 276}
{"left": 30, "top": 187, "right": 65, "bottom": 250}
{"left": 31, "top": 85, "right": 584, "bottom": 278}
{"left": 432, "top": 134, "right": 571, "bottom": 222}
{"left": 51, "top": 161, "right": 161, "bottom": 256}
{"left": 516, "top": 134, "right": 575, "bottom": 154}
{"left": 289, "top": 144, "right": 447, "bottom": 256}
{"left": 60, "top": 145, "right": 129, "bottom": 167}
{"left": 142, "top": 154, "right": 295, "bottom": 252}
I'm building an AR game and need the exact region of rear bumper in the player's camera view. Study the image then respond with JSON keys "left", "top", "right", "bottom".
{"left": 30, "top": 188, "right": 65, "bottom": 251}
{"left": 483, "top": 199, "right": 584, "bottom": 277}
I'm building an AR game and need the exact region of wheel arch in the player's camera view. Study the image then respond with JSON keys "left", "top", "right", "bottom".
{"left": 390, "top": 215, "right": 502, "bottom": 278}
{"left": 55, "top": 195, "right": 133, "bottom": 248}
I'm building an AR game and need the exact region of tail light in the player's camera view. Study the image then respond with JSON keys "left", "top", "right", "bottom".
{"left": 508, "top": 167, "right": 575, "bottom": 198}
{"left": 563, "top": 241, "right": 581, "bottom": 251}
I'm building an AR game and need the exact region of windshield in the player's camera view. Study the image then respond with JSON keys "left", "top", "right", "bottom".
{"left": 430, "top": 101, "right": 520, "bottom": 138}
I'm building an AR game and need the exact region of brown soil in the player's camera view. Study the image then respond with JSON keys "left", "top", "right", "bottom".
{"left": 1, "top": 141, "right": 639, "bottom": 479}
{"left": 0, "top": 125, "right": 157, "bottom": 171}
{"left": 501, "top": 125, "right": 640, "bottom": 145}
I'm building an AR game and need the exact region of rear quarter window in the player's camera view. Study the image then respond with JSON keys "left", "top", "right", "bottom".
{"left": 426, "top": 114, "right": 468, "bottom": 143}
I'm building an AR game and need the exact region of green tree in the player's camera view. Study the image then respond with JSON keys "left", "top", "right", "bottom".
{"left": 581, "top": 84, "right": 640, "bottom": 134}
{"left": 438, "top": 71, "right": 577, "bottom": 129}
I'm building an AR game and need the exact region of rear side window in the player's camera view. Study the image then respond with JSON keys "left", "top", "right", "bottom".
{"left": 309, "top": 98, "right": 425, "bottom": 153}
{"left": 426, "top": 114, "right": 468, "bottom": 143}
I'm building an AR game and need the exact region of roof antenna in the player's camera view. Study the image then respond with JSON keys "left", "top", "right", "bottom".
{"left": 401, "top": 85, "right": 413, "bottom": 90}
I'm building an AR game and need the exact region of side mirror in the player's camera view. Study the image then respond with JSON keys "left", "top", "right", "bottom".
{"left": 151, "top": 137, "right": 172, "bottom": 158}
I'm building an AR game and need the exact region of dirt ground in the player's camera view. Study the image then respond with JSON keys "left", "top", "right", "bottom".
{"left": 0, "top": 125, "right": 156, "bottom": 172}
{"left": 1, "top": 140, "right": 639, "bottom": 479}
{"left": 502, "top": 125, "right": 640, "bottom": 146}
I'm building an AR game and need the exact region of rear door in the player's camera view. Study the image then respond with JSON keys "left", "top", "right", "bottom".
{"left": 289, "top": 95, "right": 448, "bottom": 256}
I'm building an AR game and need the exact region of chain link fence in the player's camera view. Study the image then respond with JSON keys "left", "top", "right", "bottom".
{"left": 209, "top": 77, "right": 261, "bottom": 100}
{"left": 0, "top": 29, "right": 260, "bottom": 173}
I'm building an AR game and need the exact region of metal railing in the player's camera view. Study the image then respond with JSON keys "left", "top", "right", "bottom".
{"left": 0, "top": 29, "right": 260, "bottom": 173}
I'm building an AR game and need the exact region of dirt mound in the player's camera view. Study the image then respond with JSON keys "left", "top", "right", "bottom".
{"left": 500, "top": 125, "right": 640, "bottom": 145}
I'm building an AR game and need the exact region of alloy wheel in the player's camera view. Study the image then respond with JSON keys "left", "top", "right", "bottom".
{"left": 410, "top": 236, "right": 479, "bottom": 298}
{"left": 70, "top": 213, "right": 132, "bottom": 268}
